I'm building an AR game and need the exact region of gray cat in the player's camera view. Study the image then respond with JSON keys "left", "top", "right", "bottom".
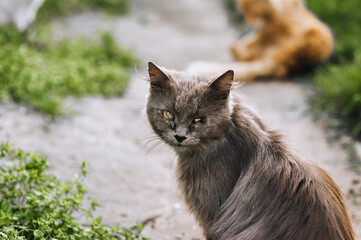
{"left": 146, "top": 62, "right": 355, "bottom": 240}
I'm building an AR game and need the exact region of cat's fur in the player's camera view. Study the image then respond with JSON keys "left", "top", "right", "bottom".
{"left": 187, "top": 0, "right": 334, "bottom": 81}
{"left": 146, "top": 62, "right": 355, "bottom": 240}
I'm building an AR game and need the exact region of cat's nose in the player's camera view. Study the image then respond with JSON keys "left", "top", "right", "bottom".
{"left": 174, "top": 135, "right": 187, "bottom": 143}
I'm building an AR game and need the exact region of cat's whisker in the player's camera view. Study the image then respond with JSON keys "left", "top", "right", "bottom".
{"left": 141, "top": 134, "right": 165, "bottom": 154}
{"left": 145, "top": 140, "right": 167, "bottom": 155}
{"left": 145, "top": 136, "right": 161, "bottom": 145}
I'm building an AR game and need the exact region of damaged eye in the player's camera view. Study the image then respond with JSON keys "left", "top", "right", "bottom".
{"left": 193, "top": 117, "right": 206, "bottom": 124}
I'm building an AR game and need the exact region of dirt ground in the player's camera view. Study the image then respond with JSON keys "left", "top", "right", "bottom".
{"left": 0, "top": 0, "right": 360, "bottom": 239}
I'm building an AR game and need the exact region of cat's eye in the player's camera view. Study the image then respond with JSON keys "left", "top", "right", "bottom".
{"left": 163, "top": 111, "right": 175, "bottom": 120}
{"left": 193, "top": 117, "right": 206, "bottom": 124}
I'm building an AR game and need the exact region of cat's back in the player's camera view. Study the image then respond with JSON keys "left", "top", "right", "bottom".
{"left": 209, "top": 142, "right": 354, "bottom": 239}
{"left": 278, "top": 153, "right": 354, "bottom": 240}
{"left": 251, "top": 122, "right": 354, "bottom": 239}
{"left": 209, "top": 108, "right": 354, "bottom": 239}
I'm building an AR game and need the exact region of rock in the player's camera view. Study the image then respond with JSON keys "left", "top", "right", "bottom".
{"left": 339, "top": 135, "right": 352, "bottom": 148}
{"left": 353, "top": 179, "right": 360, "bottom": 185}
{"left": 355, "top": 142, "right": 361, "bottom": 160}
{"left": 0, "top": 0, "right": 44, "bottom": 31}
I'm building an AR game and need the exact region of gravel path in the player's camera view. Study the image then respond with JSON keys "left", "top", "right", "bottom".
{"left": 1, "top": 0, "right": 360, "bottom": 239}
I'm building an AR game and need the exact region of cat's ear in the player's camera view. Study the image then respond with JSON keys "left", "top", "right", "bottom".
{"left": 148, "top": 62, "right": 169, "bottom": 79}
{"left": 208, "top": 70, "right": 234, "bottom": 100}
{"left": 148, "top": 62, "right": 171, "bottom": 92}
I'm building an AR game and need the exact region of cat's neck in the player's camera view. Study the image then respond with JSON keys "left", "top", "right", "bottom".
{"left": 176, "top": 99, "right": 269, "bottom": 166}
{"left": 175, "top": 99, "right": 270, "bottom": 229}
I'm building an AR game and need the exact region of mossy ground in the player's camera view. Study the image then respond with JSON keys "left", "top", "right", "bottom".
{"left": 0, "top": 0, "right": 139, "bottom": 118}
{"left": 0, "top": 142, "right": 148, "bottom": 239}
{"left": 306, "top": 0, "right": 361, "bottom": 139}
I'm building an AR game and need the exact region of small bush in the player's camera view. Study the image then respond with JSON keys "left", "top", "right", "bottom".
{"left": 306, "top": 0, "right": 361, "bottom": 138}
{"left": 0, "top": 26, "right": 139, "bottom": 117}
{"left": 36, "top": 0, "right": 129, "bottom": 22}
{"left": 0, "top": 142, "right": 148, "bottom": 240}
{"left": 311, "top": 51, "right": 361, "bottom": 137}
{"left": 221, "top": 0, "right": 244, "bottom": 26}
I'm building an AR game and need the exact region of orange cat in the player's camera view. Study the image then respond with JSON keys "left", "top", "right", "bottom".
{"left": 187, "top": 0, "right": 334, "bottom": 81}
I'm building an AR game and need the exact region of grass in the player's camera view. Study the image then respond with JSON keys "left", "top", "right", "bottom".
{"left": 222, "top": 0, "right": 244, "bottom": 26}
{"left": 0, "top": 0, "right": 139, "bottom": 117}
{"left": 36, "top": 0, "right": 129, "bottom": 22}
{"left": 306, "top": 0, "right": 361, "bottom": 139}
{"left": 310, "top": 51, "right": 361, "bottom": 137}
{"left": 0, "top": 26, "right": 139, "bottom": 117}
{"left": 0, "top": 142, "right": 148, "bottom": 239}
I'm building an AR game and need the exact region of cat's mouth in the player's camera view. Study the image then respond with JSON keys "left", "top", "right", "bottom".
{"left": 173, "top": 142, "right": 197, "bottom": 149}
{"left": 172, "top": 142, "right": 184, "bottom": 147}
{"left": 170, "top": 142, "right": 187, "bottom": 148}
{"left": 170, "top": 139, "right": 200, "bottom": 148}
{"left": 167, "top": 138, "right": 200, "bottom": 149}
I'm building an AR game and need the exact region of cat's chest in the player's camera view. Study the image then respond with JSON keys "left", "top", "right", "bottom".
{"left": 177, "top": 154, "right": 240, "bottom": 210}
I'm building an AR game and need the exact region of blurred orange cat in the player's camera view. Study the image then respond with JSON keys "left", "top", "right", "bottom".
{"left": 187, "top": 0, "right": 334, "bottom": 81}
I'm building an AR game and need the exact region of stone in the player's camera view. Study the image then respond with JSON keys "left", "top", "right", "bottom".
{"left": 355, "top": 142, "right": 361, "bottom": 161}
{"left": 0, "top": 0, "right": 44, "bottom": 31}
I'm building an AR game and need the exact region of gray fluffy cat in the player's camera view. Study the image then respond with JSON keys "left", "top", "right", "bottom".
{"left": 146, "top": 62, "right": 354, "bottom": 240}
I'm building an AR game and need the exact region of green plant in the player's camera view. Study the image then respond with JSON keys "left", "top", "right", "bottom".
{"left": 81, "top": 0, "right": 129, "bottom": 15}
{"left": 36, "top": 0, "right": 129, "bottom": 22}
{"left": 0, "top": 26, "right": 139, "bottom": 117}
{"left": 306, "top": 0, "right": 361, "bottom": 138}
{"left": 222, "top": 0, "right": 244, "bottom": 26}
{"left": 0, "top": 142, "right": 148, "bottom": 240}
{"left": 311, "top": 51, "right": 361, "bottom": 137}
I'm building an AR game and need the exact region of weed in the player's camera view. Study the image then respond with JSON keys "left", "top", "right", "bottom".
{"left": 307, "top": 0, "right": 361, "bottom": 138}
{"left": 0, "top": 26, "right": 139, "bottom": 117}
{"left": 0, "top": 142, "right": 148, "bottom": 240}
{"left": 36, "top": 0, "right": 129, "bottom": 22}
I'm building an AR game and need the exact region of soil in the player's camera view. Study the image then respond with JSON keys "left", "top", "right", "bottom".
{"left": 0, "top": 0, "right": 360, "bottom": 239}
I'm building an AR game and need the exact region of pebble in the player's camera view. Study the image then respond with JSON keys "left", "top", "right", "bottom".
{"left": 354, "top": 142, "right": 361, "bottom": 160}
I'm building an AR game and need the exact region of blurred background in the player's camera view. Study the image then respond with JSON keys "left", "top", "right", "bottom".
{"left": 0, "top": 0, "right": 360, "bottom": 239}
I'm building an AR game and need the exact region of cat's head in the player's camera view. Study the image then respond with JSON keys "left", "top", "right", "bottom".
{"left": 238, "top": 0, "right": 276, "bottom": 27}
{"left": 238, "top": 0, "right": 304, "bottom": 26}
{"left": 146, "top": 62, "right": 234, "bottom": 152}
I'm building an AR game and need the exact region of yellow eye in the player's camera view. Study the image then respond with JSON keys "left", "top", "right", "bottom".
{"left": 163, "top": 111, "right": 175, "bottom": 120}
